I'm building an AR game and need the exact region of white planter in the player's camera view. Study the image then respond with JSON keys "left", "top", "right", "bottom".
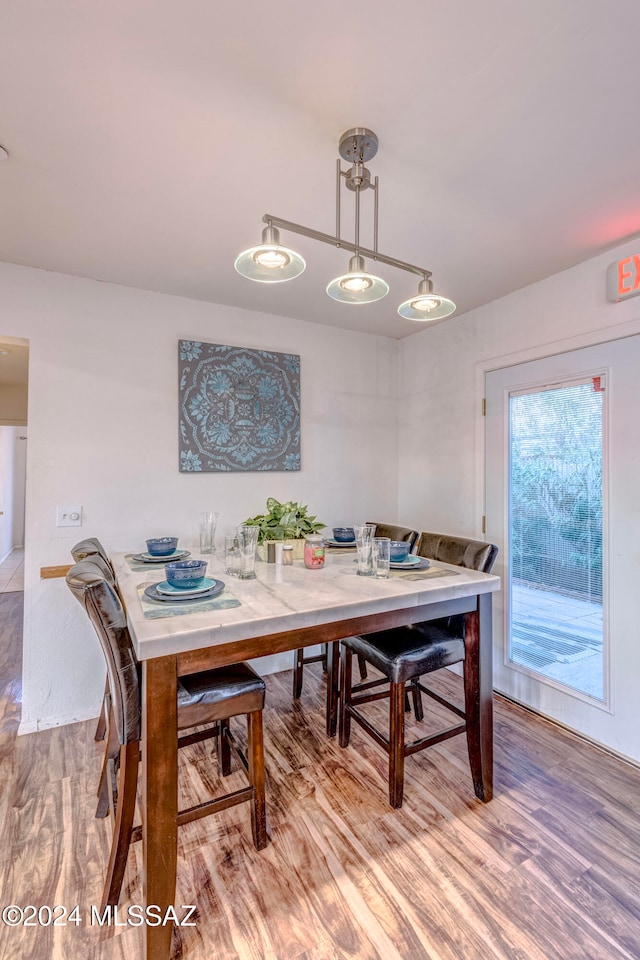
{"left": 257, "top": 538, "right": 306, "bottom": 562}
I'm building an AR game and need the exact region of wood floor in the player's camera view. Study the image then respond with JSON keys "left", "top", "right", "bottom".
{"left": 2, "top": 593, "right": 640, "bottom": 960}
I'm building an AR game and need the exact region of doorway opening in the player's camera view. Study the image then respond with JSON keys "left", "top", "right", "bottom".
{"left": 0, "top": 336, "right": 29, "bottom": 588}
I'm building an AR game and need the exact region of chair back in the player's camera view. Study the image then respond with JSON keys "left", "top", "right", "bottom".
{"left": 66, "top": 559, "right": 140, "bottom": 745}
{"left": 417, "top": 532, "right": 498, "bottom": 573}
{"left": 71, "top": 537, "right": 115, "bottom": 576}
{"left": 367, "top": 523, "right": 419, "bottom": 551}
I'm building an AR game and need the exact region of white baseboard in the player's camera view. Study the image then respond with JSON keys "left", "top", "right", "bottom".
{"left": 17, "top": 652, "right": 301, "bottom": 735}
{"left": 247, "top": 651, "right": 293, "bottom": 675}
{"left": 18, "top": 705, "right": 100, "bottom": 736}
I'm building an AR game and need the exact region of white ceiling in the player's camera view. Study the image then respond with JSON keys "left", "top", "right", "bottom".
{"left": 1, "top": 0, "right": 640, "bottom": 339}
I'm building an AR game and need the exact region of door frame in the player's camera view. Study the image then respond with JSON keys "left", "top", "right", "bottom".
{"left": 473, "top": 317, "right": 640, "bottom": 538}
{"left": 487, "top": 359, "right": 612, "bottom": 711}
{"left": 474, "top": 320, "right": 640, "bottom": 763}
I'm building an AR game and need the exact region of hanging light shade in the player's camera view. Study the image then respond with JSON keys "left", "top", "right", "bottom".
{"left": 234, "top": 128, "right": 455, "bottom": 324}
{"left": 326, "top": 255, "right": 389, "bottom": 304}
{"left": 397, "top": 278, "right": 456, "bottom": 321}
{"left": 234, "top": 224, "right": 305, "bottom": 282}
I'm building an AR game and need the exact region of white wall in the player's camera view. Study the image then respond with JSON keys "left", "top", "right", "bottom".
{"left": 398, "top": 237, "right": 640, "bottom": 761}
{"left": 0, "top": 262, "right": 400, "bottom": 731}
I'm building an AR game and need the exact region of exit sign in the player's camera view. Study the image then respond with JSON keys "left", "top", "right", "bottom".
{"left": 607, "top": 254, "right": 640, "bottom": 302}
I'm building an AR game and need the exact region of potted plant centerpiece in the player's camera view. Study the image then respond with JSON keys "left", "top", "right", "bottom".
{"left": 243, "top": 498, "right": 325, "bottom": 561}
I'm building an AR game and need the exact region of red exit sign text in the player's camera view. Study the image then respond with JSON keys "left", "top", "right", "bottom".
{"left": 607, "top": 255, "right": 640, "bottom": 302}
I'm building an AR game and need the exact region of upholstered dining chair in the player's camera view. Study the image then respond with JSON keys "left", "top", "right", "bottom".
{"left": 66, "top": 559, "right": 268, "bottom": 909}
{"left": 338, "top": 532, "right": 498, "bottom": 808}
{"left": 71, "top": 537, "right": 115, "bottom": 743}
{"left": 71, "top": 536, "right": 114, "bottom": 571}
{"left": 292, "top": 522, "right": 420, "bottom": 699}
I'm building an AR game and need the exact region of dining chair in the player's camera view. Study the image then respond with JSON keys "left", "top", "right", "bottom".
{"left": 338, "top": 532, "right": 498, "bottom": 808}
{"left": 66, "top": 559, "right": 268, "bottom": 909}
{"left": 71, "top": 537, "right": 115, "bottom": 743}
{"left": 292, "top": 522, "right": 420, "bottom": 699}
{"left": 71, "top": 536, "right": 114, "bottom": 571}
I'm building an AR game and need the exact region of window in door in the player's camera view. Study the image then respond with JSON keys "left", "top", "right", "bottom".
{"left": 508, "top": 378, "right": 604, "bottom": 700}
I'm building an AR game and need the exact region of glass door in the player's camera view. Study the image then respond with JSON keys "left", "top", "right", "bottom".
{"left": 485, "top": 336, "right": 640, "bottom": 762}
{"left": 508, "top": 379, "right": 604, "bottom": 700}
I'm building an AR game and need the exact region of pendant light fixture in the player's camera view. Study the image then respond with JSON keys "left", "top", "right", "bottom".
{"left": 326, "top": 254, "right": 389, "bottom": 304}
{"left": 397, "top": 277, "right": 456, "bottom": 321}
{"left": 234, "top": 223, "right": 306, "bottom": 282}
{"left": 235, "top": 128, "right": 455, "bottom": 322}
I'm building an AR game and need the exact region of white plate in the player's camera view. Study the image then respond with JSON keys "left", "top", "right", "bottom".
{"left": 325, "top": 538, "right": 357, "bottom": 547}
{"left": 156, "top": 577, "right": 215, "bottom": 598}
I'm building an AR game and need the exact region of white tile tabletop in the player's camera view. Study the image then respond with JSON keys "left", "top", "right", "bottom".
{"left": 112, "top": 551, "right": 500, "bottom": 661}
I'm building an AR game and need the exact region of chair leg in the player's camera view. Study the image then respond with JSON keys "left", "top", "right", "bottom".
{"left": 293, "top": 648, "right": 304, "bottom": 698}
{"left": 338, "top": 645, "right": 353, "bottom": 748}
{"left": 94, "top": 676, "right": 110, "bottom": 741}
{"left": 247, "top": 710, "right": 267, "bottom": 850}
{"left": 389, "top": 681, "right": 406, "bottom": 809}
{"left": 357, "top": 653, "right": 368, "bottom": 680}
{"left": 410, "top": 679, "right": 424, "bottom": 722}
{"left": 102, "top": 741, "right": 139, "bottom": 909}
{"left": 321, "top": 642, "right": 328, "bottom": 673}
{"left": 218, "top": 719, "right": 232, "bottom": 776}
{"left": 96, "top": 703, "right": 118, "bottom": 818}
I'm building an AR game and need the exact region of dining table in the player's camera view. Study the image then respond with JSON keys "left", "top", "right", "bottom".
{"left": 111, "top": 546, "right": 500, "bottom": 960}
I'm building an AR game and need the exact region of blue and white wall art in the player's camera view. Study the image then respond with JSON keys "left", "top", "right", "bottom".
{"left": 179, "top": 340, "right": 301, "bottom": 472}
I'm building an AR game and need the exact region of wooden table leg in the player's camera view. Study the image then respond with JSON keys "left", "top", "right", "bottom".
{"left": 142, "top": 655, "right": 178, "bottom": 960}
{"left": 325, "top": 640, "right": 340, "bottom": 737}
{"left": 463, "top": 592, "right": 494, "bottom": 802}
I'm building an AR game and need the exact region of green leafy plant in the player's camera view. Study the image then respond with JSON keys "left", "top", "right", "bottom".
{"left": 243, "top": 497, "right": 325, "bottom": 543}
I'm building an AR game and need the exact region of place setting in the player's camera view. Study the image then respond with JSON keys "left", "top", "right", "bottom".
{"left": 128, "top": 537, "right": 191, "bottom": 568}
{"left": 136, "top": 555, "right": 241, "bottom": 619}
{"left": 325, "top": 527, "right": 358, "bottom": 549}
{"left": 387, "top": 541, "right": 431, "bottom": 571}
{"left": 143, "top": 559, "right": 225, "bottom": 604}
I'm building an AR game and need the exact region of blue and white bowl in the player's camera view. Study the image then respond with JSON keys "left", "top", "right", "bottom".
{"left": 146, "top": 537, "right": 179, "bottom": 557}
{"left": 165, "top": 559, "right": 208, "bottom": 589}
{"left": 332, "top": 527, "right": 356, "bottom": 542}
{"left": 389, "top": 540, "right": 410, "bottom": 563}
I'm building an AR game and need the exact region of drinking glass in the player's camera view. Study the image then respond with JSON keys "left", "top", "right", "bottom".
{"left": 237, "top": 525, "right": 259, "bottom": 580}
{"left": 224, "top": 535, "right": 240, "bottom": 577}
{"left": 354, "top": 523, "right": 375, "bottom": 576}
{"left": 372, "top": 537, "right": 391, "bottom": 578}
{"left": 199, "top": 511, "right": 219, "bottom": 554}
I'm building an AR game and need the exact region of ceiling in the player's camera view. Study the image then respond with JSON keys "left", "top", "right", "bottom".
{"left": 1, "top": 1, "right": 640, "bottom": 340}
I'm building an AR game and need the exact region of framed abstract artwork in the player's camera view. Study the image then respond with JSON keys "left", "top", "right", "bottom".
{"left": 179, "top": 340, "right": 301, "bottom": 472}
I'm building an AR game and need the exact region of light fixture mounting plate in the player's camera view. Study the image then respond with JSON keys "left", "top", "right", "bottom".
{"left": 338, "top": 128, "right": 378, "bottom": 164}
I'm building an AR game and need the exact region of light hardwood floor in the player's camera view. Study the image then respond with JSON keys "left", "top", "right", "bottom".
{"left": 1, "top": 592, "right": 639, "bottom": 959}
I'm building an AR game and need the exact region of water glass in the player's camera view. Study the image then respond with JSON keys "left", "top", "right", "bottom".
{"left": 224, "top": 535, "right": 240, "bottom": 577}
{"left": 354, "top": 523, "right": 375, "bottom": 577}
{"left": 199, "top": 511, "right": 219, "bottom": 554}
{"left": 237, "top": 525, "right": 259, "bottom": 580}
{"left": 372, "top": 537, "right": 391, "bottom": 578}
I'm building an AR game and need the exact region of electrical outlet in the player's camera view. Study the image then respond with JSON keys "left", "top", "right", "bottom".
{"left": 56, "top": 505, "right": 83, "bottom": 527}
